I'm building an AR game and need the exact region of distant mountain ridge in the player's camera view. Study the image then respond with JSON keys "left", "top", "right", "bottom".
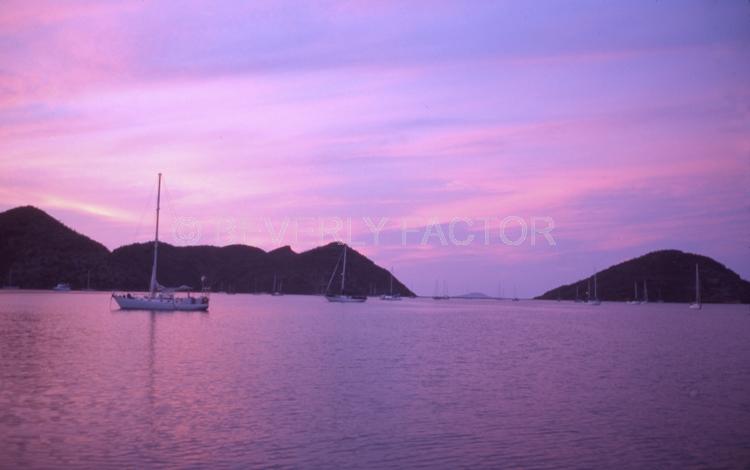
{"left": 536, "top": 250, "right": 750, "bottom": 303}
{"left": 0, "top": 206, "right": 415, "bottom": 296}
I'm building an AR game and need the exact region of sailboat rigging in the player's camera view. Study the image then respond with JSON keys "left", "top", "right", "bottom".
{"left": 112, "top": 173, "right": 209, "bottom": 311}
{"left": 689, "top": 264, "right": 702, "bottom": 310}
{"left": 325, "top": 244, "right": 366, "bottom": 303}
{"left": 627, "top": 281, "right": 639, "bottom": 304}
{"left": 587, "top": 272, "right": 600, "bottom": 305}
{"left": 380, "top": 267, "right": 401, "bottom": 300}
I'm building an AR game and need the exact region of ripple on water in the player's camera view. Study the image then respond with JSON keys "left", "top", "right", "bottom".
{"left": 1, "top": 293, "right": 750, "bottom": 468}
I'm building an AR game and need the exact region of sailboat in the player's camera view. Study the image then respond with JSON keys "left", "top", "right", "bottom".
{"left": 511, "top": 285, "right": 519, "bottom": 302}
{"left": 640, "top": 280, "right": 649, "bottom": 304}
{"left": 112, "top": 174, "right": 209, "bottom": 311}
{"left": 627, "top": 281, "right": 639, "bottom": 304}
{"left": 587, "top": 272, "right": 600, "bottom": 305}
{"left": 82, "top": 269, "right": 94, "bottom": 291}
{"left": 380, "top": 267, "right": 401, "bottom": 300}
{"left": 325, "top": 244, "right": 366, "bottom": 303}
{"left": 271, "top": 274, "right": 284, "bottom": 296}
{"left": 3, "top": 269, "right": 19, "bottom": 289}
{"left": 689, "top": 264, "right": 702, "bottom": 310}
{"left": 432, "top": 280, "right": 444, "bottom": 300}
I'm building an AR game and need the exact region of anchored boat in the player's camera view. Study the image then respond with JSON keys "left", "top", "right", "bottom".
{"left": 325, "top": 244, "right": 366, "bottom": 303}
{"left": 112, "top": 173, "right": 209, "bottom": 311}
{"left": 380, "top": 267, "right": 401, "bottom": 301}
{"left": 689, "top": 264, "right": 702, "bottom": 310}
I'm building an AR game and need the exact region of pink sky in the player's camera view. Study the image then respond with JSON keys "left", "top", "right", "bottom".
{"left": 1, "top": 1, "right": 748, "bottom": 296}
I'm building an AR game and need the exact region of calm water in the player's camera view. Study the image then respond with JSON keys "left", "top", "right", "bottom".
{"left": 1, "top": 292, "right": 749, "bottom": 469}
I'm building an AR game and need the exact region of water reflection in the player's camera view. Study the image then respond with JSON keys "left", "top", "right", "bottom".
{"left": 1, "top": 292, "right": 750, "bottom": 468}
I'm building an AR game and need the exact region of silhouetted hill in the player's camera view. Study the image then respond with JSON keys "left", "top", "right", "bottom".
{"left": 0, "top": 206, "right": 110, "bottom": 289}
{"left": 536, "top": 250, "right": 750, "bottom": 303}
{"left": 0, "top": 206, "right": 415, "bottom": 296}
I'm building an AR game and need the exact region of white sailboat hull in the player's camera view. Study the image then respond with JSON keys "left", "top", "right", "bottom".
{"left": 380, "top": 294, "right": 402, "bottom": 301}
{"left": 113, "top": 294, "right": 209, "bottom": 311}
{"left": 326, "top": 295, "right": 367, "bottom": 303}
{"left": 688, "top": 303, "right": 702, "bottom": 310}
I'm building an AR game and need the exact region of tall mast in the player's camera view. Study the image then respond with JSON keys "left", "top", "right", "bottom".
{"left": 594, "top": 272, "right": 598, "bottom": 300}
{"left": 695, "top": 264, "right": 701, "bottom": 305}
{"left": 149, "top": 173, "right": 161, "bottom": 296}
{"left": 340, "top": 245, "right": 347, "bottom": 293}
{"left": 634, "top": 281, "right": 638, "bottom": 300}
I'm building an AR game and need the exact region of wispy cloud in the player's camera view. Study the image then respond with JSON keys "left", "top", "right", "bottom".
{"left": 1, "top": 0, "right": 748, "bottom": 295}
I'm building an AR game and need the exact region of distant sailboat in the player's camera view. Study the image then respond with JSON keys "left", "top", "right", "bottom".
{"left": 627, "top": 281, "right": 639, "bottom": 304}
{"left": 3, "top": 269, "right": 19, "bottom": 289}
{"left": 587, "top": 272, "right": 600, "bottom": 305}
{"left": 689, "top": 264, "right": 702, "bottom": 310}
{"left": 640, "top": 280, "right": 649, "bottom": 304}
{"left": 53, "top": 282, "right": 71, "bottom": 291}
{"left": 432, "top": 280, "right": 443, "bottom": 300}
{"left": 82, "top": 269, "right": 94, "bottom": 291}
{"left": 512, "top": 285, "right": 519, "bottom": 302}
{"left": 112, "top": 173, "right": 209, "bottom": 311}
{"left": 380, "top": 267, "right": 401, "bottom": 301}
{"left": 271, "top": 274, "right": 284, "bottom": 296}
{"left": 325, "top": 244, "right": 366, "bottom": 303}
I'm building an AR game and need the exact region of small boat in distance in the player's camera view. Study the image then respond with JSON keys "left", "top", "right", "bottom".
{"left": 380, "top": 267, "right": 401, "bottom": 301}
{"left": 325, "top": 243, "right": 366, "bottom": 303}
{"left": 82, "top": 270, "right": 94, "bottom": 291}
{"left": 587, "top": 272, "right": 600, "bottom": 305}
{"left": 640, "top": 280, "right": 649, "bottom": 304}
{"left": 627, "top": 281, "right": 639, "bottom": 304}
{"left": 689, "top": 264, "right": 702, "bottom": 310}
{"left": 3, "top": 269, "right": 19, "bottom": 289}
{"left": 271, "top": 274, "right": 284, "bottom": 296}
{"left": 53, "top": 282, "right": 71, "bottom": 291}
{"left": 112, "top": 174, "right": 209, "bottom": 311}
{"left": 432, "top": 280, "right": 440, "bottom": 300}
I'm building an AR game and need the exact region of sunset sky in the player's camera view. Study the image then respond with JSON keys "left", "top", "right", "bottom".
{"left": 1, "top": 1, "right": 748, "bottom": 296}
